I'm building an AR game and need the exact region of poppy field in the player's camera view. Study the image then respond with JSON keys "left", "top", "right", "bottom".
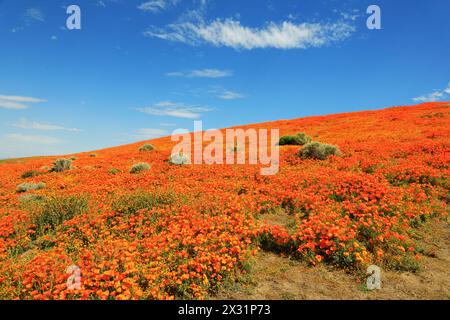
{"left": 0, "top": 102, "right": 448, "bottom": 300}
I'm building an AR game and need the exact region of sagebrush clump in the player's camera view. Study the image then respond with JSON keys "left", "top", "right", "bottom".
{"left": 169, "top": 153, "right": 189, "bottom": 165}
{"left": 279, "top": 132, "right": 312, "bottom": 146}
{"left": 51, "top": 158, "right": 72, "bottom": 172}
{"left": 139, "top": 144, "right": 154, "bottom": 152}
{"left": 108, "top": 168, "right": 121, "bottom": 175}
{"left": 18, "top": 194, "right": 44, "bottom": 203}
{"left": 16, "top": 182, "right": 46, "bottom": 193}
{"left": 130, "top": 162, "right": 150, "bottom": 174}
{"left": 299, "top": 142, "right": 341, "bottom": 160}
{"left": 20, "top": 170, "right": 42, "bottom": 179}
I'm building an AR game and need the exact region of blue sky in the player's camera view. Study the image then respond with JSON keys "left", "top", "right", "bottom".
{"left": 0, "top": 0, "right": 449, "bottom": 158}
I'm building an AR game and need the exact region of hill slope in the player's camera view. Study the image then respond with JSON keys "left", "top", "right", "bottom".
{"left": 0, "top": 102, "right": 449, "bottom": 300}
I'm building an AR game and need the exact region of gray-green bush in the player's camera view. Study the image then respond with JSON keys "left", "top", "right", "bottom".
{"left": 19, "top": 194, "right": 44, "bottom": 203}
{"left": 279, "top": 133, "right": 312, "bottom": 146}
{"left": 299, "top": 142, "right": 341, "bottom": 160}
{"left": 16, "top": 182, "right": 46, "bottom": 193}
{"left": 130, "top": 162, "right": 150, "bottom": 174}
{"left": 51, "top": 158, "right": 72, "bottom": 172}
{"left": 21, "top": 170, "right": 42, "bottom": 179}
{"left": 139, "top": 144, "right": 154, "bottom": 152}
{"left": 108, "top": 168, "right": 121, "bottom": 175}
{"left": 169, "top": 153, "right": 189, "bottom": 165}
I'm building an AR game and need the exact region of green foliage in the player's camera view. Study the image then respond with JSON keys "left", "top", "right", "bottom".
{"left": 386, "top": 254, "right": 420, "bottom": 273}
{"left": 51, "top": 158, "right": 72, "bottom": 172}
{"left": 169, "top": 153, "right": 189, "bottom": 165}
{"left": 20, "top": 170, "right": 42, "bottom": 179}
{"left": 111, "top": 191, "right": 174, "bottom": 215}
{"left": 130, "top": 162, "right": 150, "bottom": 174}
{"left": 279, "top": 133, "right": 312, "bottom": 146}
{"left": 16, "top": 182, "right": 46, "bottom": 193}
{"left": 30, "top": 195, "right": 89, "bottom": 237}
{"left": 108, "top": 168, "right": 121, "bottom": 175}
{"left": 299, "top": 142, "right": 341, "bottom": 160}
{"left": 18, "top": 194, "right": 44, "bottom": 203}
{"left": 89, "top": 153, "right": 97, "bottom": 157}
{"left": 139, "top": 144, "right": 154, "bottom": 152}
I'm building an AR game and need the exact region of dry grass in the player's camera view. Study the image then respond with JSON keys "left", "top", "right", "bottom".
{"left": 216, "top": 219, "right": 449, "bottom": 300}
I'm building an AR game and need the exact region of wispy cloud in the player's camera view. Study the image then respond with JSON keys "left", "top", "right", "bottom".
{"left": 0, "top": 95, "right": 47, "bottom": 109}
{"left": 11, "top": 118, "right": 81, "bottom": 132}
{"left": 144, "top": 18, "right": 355, "bottom": 50}
{"left": 166, "top": 68, "right": 232, "bottom": 78}
{"left": 218, "top": 90, "right": 245, "bottom": 100}
{"left": 138, "top": 0, "right": 179, "bottom": 13}
{"left": 5, "top": 133, "right": 61, "bottom": 145}
{"left": 137, "top": 101, "right": 212, "bottom": 119}
{"left": 132, "top": 128, "right": 169, "bottom": 139}
{"left": 413, "top": 82, "right": 450, "bottom": 102}
{"left": 24, "top": 8, "right": 45, "bottom": 22}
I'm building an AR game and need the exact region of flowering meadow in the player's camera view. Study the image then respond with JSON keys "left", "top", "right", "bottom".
{"left": 0, "top": 102, "right": 448, "bottom": 300}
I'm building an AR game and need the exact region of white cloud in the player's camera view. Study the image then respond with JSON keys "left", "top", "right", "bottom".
{"left": 444, "top": 83, "right": 450, "bottom": 95}
{"left": 413, "top": 82, "right": 450, "bottom": 102}
{"left": 138, "top": 0, "right": 179, "bottom": 13}
{"left": 218, "top": 90, "right": 245, "bottom": 100}
{"left": 135, "top": 128, "right": 168, "bottom": 136}
{"left": 133, "top": 128, "right": 169, "bottom": 139}
{"left": 24, "top": 8, "right": 45, "bottom": 22}
{"left": 11, "top": 118, "right": 81, "bottom": 132}
{"left": 5, "top": 133, "right": 61, "bottom": 145}
{"left": 166, "top": 68, "right": 232, "bottom": 78}
{"left": 144, "top": 18, "right": 355, "bottom": 50}
{"left": 0, "top": 95, "right": 46, "bottom": 109}
{"left": 137, "top": 101, "right": 212, "bottom": 119}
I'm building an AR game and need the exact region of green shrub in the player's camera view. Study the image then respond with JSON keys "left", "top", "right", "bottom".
{"left": 16, "top": 182, "right": 46, "bottom": 193}
{"left": 108, "top": 168, "right": 121, "bottom": 175}
{"left": 21, "top": 170, "right": 42, "bottom": 179}
{"left": 89, "top": 153, "right": 97, "bottom": 157}
{"left": 19, "top": 194, "right": 44, "bottom": 203}
{"left": 112, "top": 191, "right": 174, "bottom": 215}
{"left": 299, "top": 142, "right": 341, "bottom": 160}
{"left": 169, "top": 153, "right": 189, "bottom": 165}
{"left": 130, "top": 162, "right": 150, "bottom": 174}
{"left": 51, "top": 158, "right": 72, "bottom": 172}
{"left": 279, "top": 133, "right": 312, "bottom": 146}
{"left": 30, "top": 195, "right": 89, "bottom": 236}
{"left": 139, "top": 144, "right": 154, "bottom": 152}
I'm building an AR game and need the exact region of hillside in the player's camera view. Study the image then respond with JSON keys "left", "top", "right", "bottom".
{"left": 0, "top": 102, "right": 448, "bottom": 300}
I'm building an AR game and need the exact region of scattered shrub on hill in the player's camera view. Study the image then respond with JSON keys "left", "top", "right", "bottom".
{"left": 18, "top": 194, "right": 44, "bottom": 203}
{"left": 299, "top": 142, "right": 341, "bottom": 160}
{"left": 16, "top": 182, "right": 46, "bottom": 193}
{"left": 70, "top": 157, "right": 77, "bottom": 161}
{"left": 279, "top": 133, "right": 312, "bottom": 146}
{"left": 89, "top": 153, "right": 97, "bottom": 157}
{"left": 51, "top": 158, "right": 72, "bottom": 172}
{"left": 130, "top": 162, "right": 150, "bottom": 174}
{"left": 139, "top": 144, "right": 154, "bottom": 152}
{"left": 21, "top": 170, "right": 42, "bottom": 179}
{"left": 108, "top": 168, "right": 121, "bottom": 175}
{"left": 112, "top": 191, "right": 175, "bottom": 215}
{"left": 169, "top": 153, "right": 189, "bottom": 165}
{"left": 30, "top": 195, "right": 89, "bottom": 237}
